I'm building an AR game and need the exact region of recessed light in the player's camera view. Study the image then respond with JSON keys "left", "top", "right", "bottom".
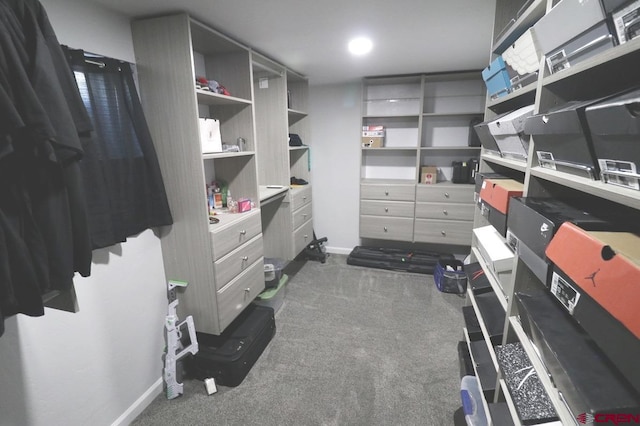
{"left": 348, "top": 37, "right": 373, "bottom": 56}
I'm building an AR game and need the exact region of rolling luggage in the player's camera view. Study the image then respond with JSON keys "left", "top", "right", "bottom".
{"left": 186, "top": 304, "right": 276, "bottom": 387}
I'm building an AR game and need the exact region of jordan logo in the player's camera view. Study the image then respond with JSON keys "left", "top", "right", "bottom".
{"left": 585, "top": 269, "right": 600, "bottom": 287}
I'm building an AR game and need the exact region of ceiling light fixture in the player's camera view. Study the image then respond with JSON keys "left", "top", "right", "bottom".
{"left": 348, "top": 37, "right": 373, "bottom": 56}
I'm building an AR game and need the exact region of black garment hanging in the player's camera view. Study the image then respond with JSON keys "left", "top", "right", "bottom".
{"left": 63, "top": 47, "right": 173, "bottom": 250}
{"left": 0, "top": 0, "right": 93, "bottom": 335}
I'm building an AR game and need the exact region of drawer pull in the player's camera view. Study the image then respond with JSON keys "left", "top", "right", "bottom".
{"left": 303, "top": 214, "right": 308, "bottom": 219}
{"left": 384, "top": 207, "right": 389, "bottom": 213}
{"left": 441, "top": 231, "right": 447, "bottom": 236}
{"left": 240, "top": 230, "right": 247, "bottom": 235}
{"left": 443, "top": 209, "right": 448, "bottom": 215}
{"left": 303, "top": 196, "right": 307, "bottom": 200}
{"left": 242, "top": 256, "right": 249, "bottom": 261}
{"left": 444, "top": 192, "right": 450, "bottom": 198}
{"left": 244, "top": 288, "right": 251, "bottom": 297}
{"left": 385, "top": 190, "right": 389, "bottom": 196}
{"left": 384, "top": 227, "right": 388, "bottom": 232}
{"left": 304, "top": 234, "right": 309, "bottom": 240}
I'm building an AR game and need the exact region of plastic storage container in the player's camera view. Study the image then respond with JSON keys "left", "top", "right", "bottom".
{"left": 460, "top": 375, "right": 488, "bottom": 426}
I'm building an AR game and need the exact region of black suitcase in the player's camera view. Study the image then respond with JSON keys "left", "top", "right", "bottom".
{"left": 187, "top": 304, "right": 276, "bottom": 387}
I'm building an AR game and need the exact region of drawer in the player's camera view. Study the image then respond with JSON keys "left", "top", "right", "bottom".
{"left": 359, "top": 215, "right": 414, "bottom": 241}
{"left": 293, "top": 219, "right": 314, "bottom": 256}
{"left": 210, "top": 211, "right": 262, "bottom": 260}
{"left": 292, "top": 202, "right": 313, "bottom": 230}
{"left": 216, "top": 259, "right": 265, "bottom": 332}
{"left": 360, "top": 183, "right": 416, "bottom": 201}
{"left": 360, "top": 200, "right": 415, "bottom": 218}
{"left": 416, "top": 184, "right": 474, "bottom": 203}
{"left": 414, "top": 219, "right": 473, "bottom": 245}
{"left": 415, "top": 202, "right": 475, "bottom": 221}
{"left": 214, "top": 234, "right": 264, "bottom": 291}
{"left": 290, "top": 185, "right": 312, "bottom": 211}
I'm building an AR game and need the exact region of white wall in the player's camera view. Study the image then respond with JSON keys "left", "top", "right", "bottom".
{"left": 0, "top": 1, "right": 167, "bottom": 425}
{"left": 308, "top": 83, "right": 362, "bottom": 254}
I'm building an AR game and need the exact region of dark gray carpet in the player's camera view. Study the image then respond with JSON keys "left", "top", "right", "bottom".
{"left": 132, "top": 254, "right": 466, "bottom": 426}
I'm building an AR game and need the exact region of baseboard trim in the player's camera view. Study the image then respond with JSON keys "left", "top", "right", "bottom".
{"left": 111, "top": 377, "right": 162, "bottom": 426}
{"left": 325, "top": 246, "right": 353, "bottom": 255}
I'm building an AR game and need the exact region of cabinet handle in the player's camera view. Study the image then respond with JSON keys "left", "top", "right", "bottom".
{"left": 441, "top": 231, "right": 446, "bottom": 236}
{"left": 304, "top": 234, "right": 308, "bottom": 240}
{"left": 240, "top": 230, "right": 246, "bottom": 235}
{"left": 244, "top": 288, "right": 250, "bottom": 297}
{"left": 384, "top": 207, "right": 389, "bottom": 213}
{"left": 385, "top": 190, "right": 389, "bottom": 196}
{"left": 384, "top": 227, "right": 388, "bottom": 232}
{"left": 303, "top": 214, "right": 307, "bottom": 219}
{"left": 242, "top": 256, "right": 249, "bottom": 261}
{"left": 443, "top": 209, "right": 448, "bottom": 215}
{"left": 303, "top": 196, "right": 307, "bottom": 200}
{"left": 444, "top": 192, "right": 450, "bottom": 198}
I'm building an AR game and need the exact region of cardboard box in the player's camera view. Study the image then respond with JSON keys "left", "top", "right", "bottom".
{"left": 478, "top": 178, "right": 524, "bottom": 215}
{"left": 420, "top": 166, "right": 437, "bottom": 184}
{"left": 361, "top": 136, "right": 384, "bottom": 148}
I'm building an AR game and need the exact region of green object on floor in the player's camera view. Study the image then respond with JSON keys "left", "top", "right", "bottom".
{"left": 258, "top": 274, "right": 288, "bottom": 299}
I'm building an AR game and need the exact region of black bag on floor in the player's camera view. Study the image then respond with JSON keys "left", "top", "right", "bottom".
{"left": 186, "top": 304, "right": 276, "bottom": 387}
{"left": 346, "top": 246, "right": 453, "bottom": 274}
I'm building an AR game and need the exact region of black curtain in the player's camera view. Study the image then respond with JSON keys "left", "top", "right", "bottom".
{"left": 63, "top": 47, "right": 173, "bottom": 249}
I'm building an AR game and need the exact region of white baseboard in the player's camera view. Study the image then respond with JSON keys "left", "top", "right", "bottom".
{"left": 111, "top": 377, "right": 162, "bottom": 426}
{"left": 325, "top": 246, "right": 353, "bottom": 255}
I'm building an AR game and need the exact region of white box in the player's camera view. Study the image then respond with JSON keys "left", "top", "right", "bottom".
{"left": 198, "top": 118, "right": 222, "bottom": 153}
{"left": 473, "top": 225, "right": 515, "bottom": 295}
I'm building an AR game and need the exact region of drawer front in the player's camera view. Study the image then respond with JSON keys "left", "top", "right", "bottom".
{"left": 416, "top": 185, "right": 474, "bottom": 203}
{"left": 291, "top": 186, "right": 312, "bottom": 211}
{"left": 360, "top": 184, "right": 416, "bottom": 201}
{"left": 216, "top": 259, "right": 265, "bottom": 332}
{"left": 211, "top": 213, "right": 263, "bottom": 260}
{"left": 359, "top": 215, "right": 414, "bottom": 241}
{"left": 414, "top": 219, "right": 473, "bottom": 245}
{"left": 214, "top": 235, "right": 264, "bottom": 291}
{"left": 292, "top": 202, "right": 313, "bottom": 230}
{"left": 360, "top": 200, "right": 415, "bottom": 218}
{"left": 293, "top": 219, "right": 315, "bottom": 256}
{"left": 415, "top": 202, "right": 475, "bottom": 221}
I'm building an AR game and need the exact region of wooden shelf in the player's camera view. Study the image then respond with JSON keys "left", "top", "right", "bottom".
{"left": 481, "top": 153, "right": 528, "bottom": 172}
{"left": 422, "top": 111, "right": 484, "bottom": 117}
{"left": 421, "top": 146, "right": 481, "bottom": 151}
{"left": 492, "top": 0, "right": 547, "bottom": 54}
{"left": 360, "top": 178, "right": 415, "bottom": 185}
{"left": 202, "top": 150, "right": 256, "bottom": 160}
{"left": 486, "top": 82, "right": 537, "bottom": 110}
{"left": 196, "top": 89, "right": 252, "bottom": 106}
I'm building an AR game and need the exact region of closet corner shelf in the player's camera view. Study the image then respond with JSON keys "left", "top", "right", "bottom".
{"left": 481, "top": 154, "right": 527, "bottom": 172}
{"left": 203, "top": 151, "right": 256, "bottom": 160}
{"left": 196, "top": 89, "right": 252, "bottom": 106}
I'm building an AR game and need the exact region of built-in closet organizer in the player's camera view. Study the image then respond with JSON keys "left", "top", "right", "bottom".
{"left": 132, "top": 13, "right": 264, "bottom": 335}
{"left": 466, "top": 0, "right": 640, "bottom": 423}
{"left": 359, "top": 73, "right": 484, "bottom": 246}
{"left": 252, "top": 53, "right": 313, "bottom": 260}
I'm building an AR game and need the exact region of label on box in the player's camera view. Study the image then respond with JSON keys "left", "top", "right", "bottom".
{"left": 537, "top": 151, "right": 556, "bottom": 170}
{"left": 599, "top": 159, "right": 640, "bottom": 190}
{"left": 613, "top": 1, "right": 640, "bottom": 44}
{"left": 550, "top": 272, "right": 581, "bottom": 315}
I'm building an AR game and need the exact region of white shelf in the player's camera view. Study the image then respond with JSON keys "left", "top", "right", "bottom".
{"left": 470, "top": 247, "right": 509, "bottom": 311}
{"left": 360, "top": 178, "right": 415, "bottom": 185}
{"left": 421, "top": 146, "right": 481, "bottom": 151}
{"left": 259, "top": 185, "right": 288, "bottom": 204}
{"left": 481, "top": 153, "right": 527, "bottom": 173}
{"left": 486, "top": 82, "right": 537, "bottom": 110}
{"left": 208, "top": 208, "right": 260, "bottom": 232}
{"left": 509, "top": 317, "right": 578, "bottom": 425}
{"left": 542, "top": 38, "right": 640, "bottom": 87}
{"left": 196, "top": 89, "right": 252, "bottom": 106}
{"left": 530, "top": 166, "right": 640, "bottom": 210}
{"left": 361, "top": 147, "right": 419, "bottom": 152}
{"left": 202, "top": 150, "right": 256, "bottom": 160}
{"left": 492, "top": 0, "right": 547, "bottom": 54}
{"left": 289, "top": 146, "right": 309, "bottom": 151}
{"left": 422, "top": 112, "right": 484, "bottom": 117}
{"left": 467, "top": 288, "right": 500, "bottom": 373}
{"left": 463, "top": 328, "right": 494, "bottom": 426}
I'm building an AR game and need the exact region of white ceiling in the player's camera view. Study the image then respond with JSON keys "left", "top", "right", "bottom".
{"left": 87, "top": 0, "right": 497, "bottom": 85}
